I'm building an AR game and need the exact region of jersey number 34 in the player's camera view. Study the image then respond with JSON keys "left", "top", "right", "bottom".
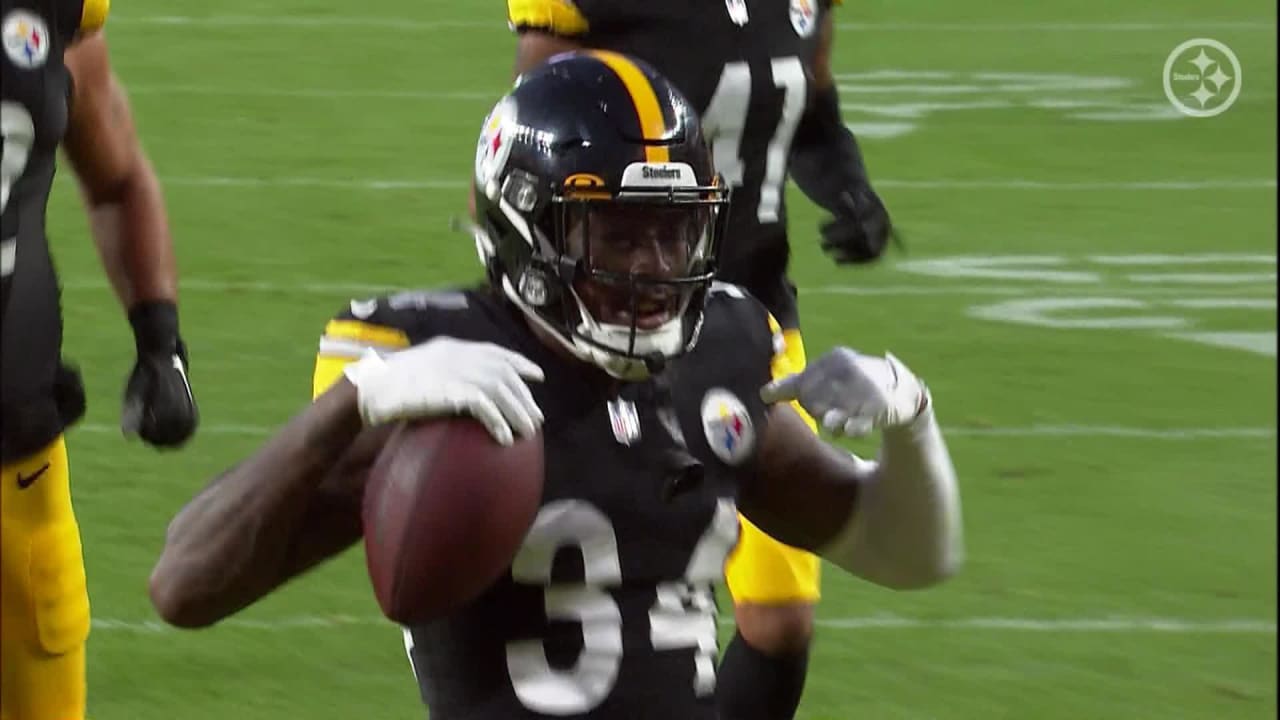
{"left": 406, "top": 498, "right": 740, "bottom": 715}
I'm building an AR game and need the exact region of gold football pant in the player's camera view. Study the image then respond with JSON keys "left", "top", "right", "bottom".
{"left": 1, "top": 435, "right": 89, "bottom": 720}
{"left": 725, "top": 329, "right": 823, "bottom": 605}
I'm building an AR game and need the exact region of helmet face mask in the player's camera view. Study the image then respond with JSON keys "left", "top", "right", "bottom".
{"left": 554, "top": 180, "right": 726, "bottom": 377}
{"left": 473, "top": 52, "right": 731, "bottom": 380}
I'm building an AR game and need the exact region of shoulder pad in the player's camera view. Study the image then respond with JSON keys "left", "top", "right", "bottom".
{"left": 78, "top": 0, "right": 110, "bottom": 34}
{"left": 705, "top": 282, "right": 777, "bottom": 356}
{"left": 317, "top": 290, "right": 472, "bottom": 359}
{"left": 507, "top": 0, "right": 589, "bottom": 35}
{"left": 708, "top": 281, "right": 753, "bottom": 301}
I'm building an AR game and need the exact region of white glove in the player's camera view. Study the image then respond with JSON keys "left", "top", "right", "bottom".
{"left": 760, "top": 349, "right": 928, "bottom": 437}
{"left": 342, "top": 338, "right": 545, "bottom": 446}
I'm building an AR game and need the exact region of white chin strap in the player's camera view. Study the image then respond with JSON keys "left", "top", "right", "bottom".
{"left": 572, "top": 310, "right": 685, "bottom": 381}
{"left": 501, "top": 276, "right": 683, "bottom": 381}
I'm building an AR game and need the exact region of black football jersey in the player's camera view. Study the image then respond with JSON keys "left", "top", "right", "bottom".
{"left": 508, "top": 0, "right": 840, "bottom": 327}
{"left": 315, "top": 286, "right": 782, "bottom": 719}
{"left": 1, "top": 0, "right": 104, "bottom": 459}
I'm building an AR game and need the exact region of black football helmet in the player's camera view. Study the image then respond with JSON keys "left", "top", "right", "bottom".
{"left": 471, "top": 51, "right": 730, "bottom": 380}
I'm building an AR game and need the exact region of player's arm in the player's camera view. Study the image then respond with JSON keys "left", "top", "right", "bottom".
{"left": 787, "top": 6, "right": 894, "bottom": 265}
{"left": 150, "top": 325, "right": 545, "bottom": 628}
{"left": 149, "top": 314, "right": 412, "bottom": 629}
{"left": 64, "top": 31, "right": 199, "bottom": 447}
{"left": 64, "top": 31, "right": 174, "bottom": 310}
{"left": 149, "top": 381, "right": 380, "bottom": 628}
{"left": 740, "top": 350, "right": 964, "bottom": 591}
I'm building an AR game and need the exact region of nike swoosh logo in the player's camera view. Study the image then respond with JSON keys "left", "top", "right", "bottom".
{"left": 16, "top": 462, "right": 50, "bottom": 489}
{"left": 172, "top": 354, "right": 194, "bottom": 404}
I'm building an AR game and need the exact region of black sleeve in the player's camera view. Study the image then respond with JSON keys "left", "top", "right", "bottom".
{"left": 787, "top": 82, "right": 871, "bottom": 217}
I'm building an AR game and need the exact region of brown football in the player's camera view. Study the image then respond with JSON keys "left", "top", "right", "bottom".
{"left": 362, "top": 416, "right": 543, "bottom": 625}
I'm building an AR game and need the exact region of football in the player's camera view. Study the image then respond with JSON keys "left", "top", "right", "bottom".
{"left": 361, "top": 416, "right": 544, "bottom": 625}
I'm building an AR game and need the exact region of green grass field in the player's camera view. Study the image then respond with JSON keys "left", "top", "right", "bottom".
{"left": 38, "top": 0, "right": 1278, "bottom": 717}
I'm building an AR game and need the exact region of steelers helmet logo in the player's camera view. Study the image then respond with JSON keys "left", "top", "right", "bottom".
{"left": 789, "top": 0, "right": 818, "bottom": 38}
{"left": 701, "top": 388, "right": 755, "bottom": 466}
{"left": 475, "top": 96, "right": 517, "bottom": 189}
{"left": 3, "top": 10, "right": 49, "bottom": 69}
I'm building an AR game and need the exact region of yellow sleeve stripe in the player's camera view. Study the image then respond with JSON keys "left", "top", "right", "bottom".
{"left": 767, "top": 315, "right": 818, "bottom": 432}
{"left": 766, "top": 313, "right": 792, "bottom": 383}
{"left": 588, "top": 50, "right": 670, "bottom": 163}
{"left": 507, "top": 0, "right": 589, "bottom": 35}
{"left": 312, "top": 354, "right": 356, "bottom": 400}
{"left": 79, "top": 0, "right": 110, "bottom": 32}
{"left": 322, "top": 320, "right": 410, "bottom": 351}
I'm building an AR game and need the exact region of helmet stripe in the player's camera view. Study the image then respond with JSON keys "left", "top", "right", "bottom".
{"left": 587, "top": 50, "right": 671, "bottom": 163}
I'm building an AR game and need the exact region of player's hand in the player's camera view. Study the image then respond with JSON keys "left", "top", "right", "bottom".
{"left": 819, "top": 186, "right": 896, "bottom": 265}
{"left": 343, "top": 338, "right": 545, "bottom": 446}
{"left": 760, "top": 348, "right": 928, "bottom": 437}
{"left": 122, "top": 302, "right": 199, "bottom": 449}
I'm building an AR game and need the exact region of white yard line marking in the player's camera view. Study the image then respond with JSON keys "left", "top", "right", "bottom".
{"left": 943, "top": 426, "right": 1275, "bottom": 439}
{"left": 834, "top": 21, "right": 1275, "bottom": 32}
{"left": 161, "top": 176, "right": 463, "bottom": 190}
{"left": 1090, "top": 254, "right": 1278, "bottom": 265}
{"left": 112, "top": 16, "right": 494, "bottom": 29}
{"left": 131, "top": 85, "right": 496, "bottom": 101}
{"left": 90, "top": 614, "right": 1277, "bottom": 634}
{"left": 110, "top": 16, "right": 1276, "bottom": 33}
{"left": 154, "top": 175, "right": 1278, "bottom": 192}
{"left": 874, "top": 179, "right": 1278, "bottom": 190}
{"left": 72, "top": 423, "right": 1276, "bottom": 440}
{"left": 57, "top": 278, "right": 1279, "bottom": 298}
{"left": 1167, "top": 331, "right": 1278, "bottom": 358}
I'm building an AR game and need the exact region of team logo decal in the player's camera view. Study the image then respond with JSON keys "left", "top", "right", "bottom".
{"left": 701, "top": 388, "right": 755, "bottom": 465}
{"left": 789, "top": 0, "right": 818, "bottom": 38}
{"left": 475, "top": 96, "right": 517, "bottom": 188}
{"left": 607, "top": 397, "right": 642, "bottom": 446}
{"left": 3, "top": 10, "right": 49, "bottom": 69}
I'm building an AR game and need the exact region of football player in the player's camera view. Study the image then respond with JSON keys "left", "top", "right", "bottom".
{"left": 148, "top": 53, "right": 958, "bottom": 720}
{"left": 1, "top": 2, "right": 198, "bottom": 718}
{"left": 506, "top": 1, "right": 893, "bottom": 715}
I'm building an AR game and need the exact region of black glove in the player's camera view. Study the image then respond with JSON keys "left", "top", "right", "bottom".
{"left": 819, "top": 185, "right": 899, "bottom": 265}
{"left": 123, "top": 301, "right": 198, "bottom": 448}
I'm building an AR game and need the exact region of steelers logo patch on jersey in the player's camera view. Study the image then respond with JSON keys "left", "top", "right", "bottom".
{"left": 475, "top": 96, "right": 517, "bottom": 189}
{"left": 701, "top": 388, "right": 755, "bottom": 466}
{"left": 788, "top": 0, "right": 818, "bottom": 38}
{"left": 2, "top": 9, "right": 50, "bottom": 69}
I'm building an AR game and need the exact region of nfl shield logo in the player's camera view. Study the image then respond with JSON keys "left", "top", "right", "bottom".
{"left": 608, "top": 397, "right": 642, "bottom": 446}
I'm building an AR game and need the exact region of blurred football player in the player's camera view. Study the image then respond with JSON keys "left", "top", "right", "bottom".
{"left": 148, "top": 53, "right": 958, "bottom": 720}
{"left": 506, "top": 1, "right": 894, "bottom": 715}
{"left": 1, "top": 2, "right": 198, "bottom": 717}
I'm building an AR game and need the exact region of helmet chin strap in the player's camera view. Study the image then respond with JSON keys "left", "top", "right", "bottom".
{"left": 502, "top": 275, "right": 666, "bottom": 381}
{"left": 642, "top": 353, "right": 667, "bottom": 376}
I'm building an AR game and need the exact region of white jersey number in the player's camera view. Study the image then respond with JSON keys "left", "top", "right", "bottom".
{"left": 702, "top": 57, "right": 809, "bottom": 224}
{"left": 0, "top": 101, "right": 35, "bottom": 216}
{"left": 503, "top": 498, "right": 739, "bottom": 715}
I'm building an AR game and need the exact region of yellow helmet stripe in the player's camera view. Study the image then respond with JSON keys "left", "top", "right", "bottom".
{"left": 587, "top": 50, "right": 671, "bottom": 163}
